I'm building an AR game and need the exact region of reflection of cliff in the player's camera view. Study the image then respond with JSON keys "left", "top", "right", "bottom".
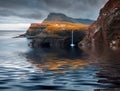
{"left": 87, "top": 0, "right": 120, "bottom": 48}
{"left": 83, "top": 47, "right": 120, "bottom": 89}
{"left": 30, "top": 59, "right": 88, "bottom": 73}
{"left": 25, "top": 48, "right": 89, "bottom": 73}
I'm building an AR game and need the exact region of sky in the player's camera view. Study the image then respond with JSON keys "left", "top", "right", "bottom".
{"left": 0, "top": 0, "right": 108, "bottom": 30}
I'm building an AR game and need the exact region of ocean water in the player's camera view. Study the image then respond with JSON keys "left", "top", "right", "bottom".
{"left": 0, "top": 31, "right": 120, "bottom": 91}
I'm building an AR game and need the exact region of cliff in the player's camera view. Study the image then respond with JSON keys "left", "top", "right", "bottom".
{"left": 27, "top": 21, "right": 89, "bottom": 48}
{"left": 87, "top": 0, "right": 120, "bottom": 48}
{"left": 27, "top": 21, "right": 89, "bottom": 36}
{"left": 26, "top": 12, "right": 92, "bottom": 48}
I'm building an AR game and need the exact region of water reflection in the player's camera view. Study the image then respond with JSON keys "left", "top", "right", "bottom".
{"left": 24, "top": 46, "right": 120, "bottom": 91}
{"left": 81, "top": 46, "right": 120, "bottom": 91}
{"left": 25, "top": 47, "right": 89, "bottom": 73}
{"left": 24, "top": 47, "right": 105, "bottom": 91}
{"left": 0, "top": 31, "right": 120, "bottom": 91}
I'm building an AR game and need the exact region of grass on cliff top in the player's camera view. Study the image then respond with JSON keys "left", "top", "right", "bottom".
{"left": 29, "top": 21, "right": 90, "bottom": 32}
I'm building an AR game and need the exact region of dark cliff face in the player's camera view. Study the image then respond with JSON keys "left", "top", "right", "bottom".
{"left": 26, "top": 21, "right": 89, "bottom": 48}
{"left": 88, "top": 0, "right": 120, "bottom": 48}
{"left": 44, "top": 13, "right": 94, "bottom": 24}
{"left": 26, "top": 12, "right": 92, "bottom": 48}
{"left": 30, "top": 30, "right": 86, "bottom": 48}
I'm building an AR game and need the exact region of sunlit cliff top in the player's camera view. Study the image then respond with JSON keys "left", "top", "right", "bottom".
{"left": 28, "top": 21, "right": 89, "bottom": 32}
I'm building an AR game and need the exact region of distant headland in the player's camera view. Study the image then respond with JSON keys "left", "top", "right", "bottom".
{"left": 23, "top": 13, "right": 92, "bottom": 48}
{"left": 18, "top": 0, "right": 120, "bottom": 49}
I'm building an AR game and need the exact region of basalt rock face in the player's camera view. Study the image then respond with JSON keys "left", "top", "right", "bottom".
{"left": 29, "top": 30, "right": 86, "bottom": 48}
{"left": 27, "top": 22, "right": 88, "bottom": 48}
{"left": 26, "top": 12, "right": 92, "bottom": 48}
{"left": 26, "top": 23, "right": 48, "bottom": 37}
{"left": 87, "top": 0, "right": 120, "bottom": 48}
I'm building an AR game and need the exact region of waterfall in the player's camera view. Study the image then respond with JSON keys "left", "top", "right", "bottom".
{"left": 70, "top": 30, "right": 75, "bottom": 47}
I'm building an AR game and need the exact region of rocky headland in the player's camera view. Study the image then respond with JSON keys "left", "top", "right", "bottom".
{"left": 27, "top": 21, "right": 89, "bottom": 48}
{"left": 25, "top": 13, "right": 91, "bottom": 48}
{"left": 24, "top": 0, "right": 120, "bottom": 49}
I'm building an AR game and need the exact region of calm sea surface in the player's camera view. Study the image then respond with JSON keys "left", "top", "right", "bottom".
{"left": 0, "top": 31, "right": 120, "bottom": 91}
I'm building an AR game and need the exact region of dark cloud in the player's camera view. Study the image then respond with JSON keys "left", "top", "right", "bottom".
{"left": 0, "top": 0, "right": 108, "bottom": 23}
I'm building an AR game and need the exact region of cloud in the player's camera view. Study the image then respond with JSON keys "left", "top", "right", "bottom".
{"left": 0, "top": 0, "right": 108, "bottom": 23}
{"left": 0, "top": 23, "right": 30, "bottom": 30}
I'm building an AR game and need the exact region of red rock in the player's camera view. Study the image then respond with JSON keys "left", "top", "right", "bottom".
{"left": 88, "top": 0, "right": 120, "bottom": 48}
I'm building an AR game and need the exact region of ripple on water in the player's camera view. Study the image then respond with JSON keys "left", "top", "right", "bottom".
{"left": 0, "top": 31, "right": 120, "bottom": 91}
{"left": 0, "top": 86, "right": 11, "bottom": 90}
{"left": 12, "top": 85, "right": 64, "bottom": 90}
